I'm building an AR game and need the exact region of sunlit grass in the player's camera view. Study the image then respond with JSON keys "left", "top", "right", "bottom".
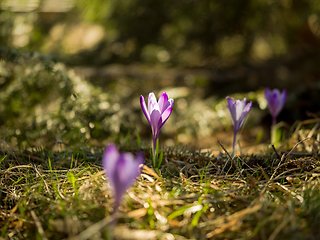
{"left": 2, "top": 126, "right": 320, "bottom": 240}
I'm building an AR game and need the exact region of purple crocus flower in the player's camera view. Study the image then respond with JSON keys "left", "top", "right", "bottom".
{"left": 226, "top": 97, "right": 252, "bottom": 153}
{"left": 102, "top": 144, "right": 144, "bottom": 210}
{"left": 140, "top": 92, "right": 174, "bottom": 157}
{"left": 265, "top": 88, "right": 287, "bottom": 126}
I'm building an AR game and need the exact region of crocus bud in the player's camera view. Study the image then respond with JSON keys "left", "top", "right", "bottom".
{"left": 265, "top": 88, "right": 287, "bottom": 126}
{"left": 102, "top": 144, "right": 144, "bottom": 209}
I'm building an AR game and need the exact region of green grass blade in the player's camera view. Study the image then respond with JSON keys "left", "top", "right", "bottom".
{"left": 136, "top": 127, "right": 141, "bottom": 148}
{"left": 157, "top": 148, "right": 163, "bottom": 169}
{"left": 167, "top": 205, "right": 192, "bottom": 220}
{"left": 0, "top": 155, "right": 6, "bottom": 167}
{"left": 191, "top": 203, "right": 209, "bottom": 228}
{"left": 67, "top": 172, "right": 78, "bottom": 196}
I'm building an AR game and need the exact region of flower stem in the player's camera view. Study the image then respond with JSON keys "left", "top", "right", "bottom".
{"left": 232, "top": 131, "right": 236, "bottom": 157}
{"left": 107, "top": 210, "right": 117, "bottom": 240}
{"left": 272, "top": 116, "right": 276, "bottom": 128}
{"left": 152, "top": 136, "right": 158, "bottom": 168}
{"left": 271, "top": 116, "right": 277, "bottom": 144}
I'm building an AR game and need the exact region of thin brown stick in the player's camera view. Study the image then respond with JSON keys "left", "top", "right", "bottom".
{"left": 73, "top": 215, "right": 115, "bottom": 240}
{"left": 271, "top": 145, "right": 281, "bottom": 160}
{"left": 284, "top": 137, "right": 313, "bottom": 160}
{"left": 218, "top": 140, "right": 233, "bottom": 160}
{"left": 31, "top": 163, "right": 50, "bottom": 195}
{"left": 268, "top": 215, "right": 290, "bottom": 240}
{"left": 29, "top": 207, "right": 49, "bottom": 240}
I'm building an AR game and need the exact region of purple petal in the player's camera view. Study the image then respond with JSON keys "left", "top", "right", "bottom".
{"left": 160, "top": 99, "right": 174, "bottom": 125}
{"left": 226, "top": 97, "right": 234, "bottom": 111}
{"left": 150, "top": 109, "right": 161, "bottom": 137}
{"left": 140, "top": 95, "right": 151, "bottom": 124}
{"left": 238, "top": 101, "right": 252, "bottom": 126}
{"left": 161, "top": 98, "right": 174, "bottom": 115}
{"left": 113, "top": 155, "right": 128, "bottom": 206}
{"left": 226, "top": 97, "right": 236, "bottom": 123}
{"left": 264, "top": 88, "right": 271, "bottom": 102}
{"left": 234, "top": 99, "right": 246, "bottom": 121}
{"left": 265, "top": 88, "right": 287, "bottom": 118}
{"left": 102, "top": 144, "right": 119, "bottom": 191}
{"left": 135, "top": 152, "right": 145, "bottom": 170}
{"left": 168, "top": 98, "right": 174, "bottom": 108}
{"left": 281, "top": 89, "right": 287, "bottom": 108}
{"left": 160, "top": 106, "right": 172, "bottom": 129}
{"left": 243, "top": 101, "right": 252, "bottom": 115}
{"left": 122, "top": 152, "right": 144, "bottom": 187}
{"left": 118, "top": 153, "right": 137, "bottom": 191}
{"left": 113, "top": 152, "right": 144, "bottom": 208}
{"left": 158, "top": 92, "right": 169, "bottom": 113}
{"left": 148, "top": 92, "right": 160, "bottom": 115}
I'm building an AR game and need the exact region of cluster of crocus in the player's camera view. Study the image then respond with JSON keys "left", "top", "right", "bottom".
{"left": 264, "top": 88, "right": 287, "bottom": 144}
{"left": 102, "top": 88, "right": 287, "bottom": 212}
{"left": 226, "top": 97, "right": 252, "bottom": 155}
{"left": 102, "top": 144, "right": 144, "bottom": 210}
{"left": 140, "top": 92, "right": 174, "bottom": 167}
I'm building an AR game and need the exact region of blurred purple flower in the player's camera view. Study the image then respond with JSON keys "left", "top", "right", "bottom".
{"left": 102, "top": 144, "right": 144, "bottom": 210}
{"left": 226, "top": 97, "right": 252, "bottom": 152}
{"left": 265, "top": 88, "right": 287, "bottom": 126}
{"left": 140, "top": 92, "right": 174, "bottom": 156}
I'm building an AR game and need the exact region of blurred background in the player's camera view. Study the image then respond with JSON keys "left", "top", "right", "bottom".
{"left": 1, "top": 0, "right": 320, "bottom": 151}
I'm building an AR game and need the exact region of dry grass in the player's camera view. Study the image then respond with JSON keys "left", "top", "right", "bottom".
{"left": 2, "top": 120, "right": 320, "bottom": 240}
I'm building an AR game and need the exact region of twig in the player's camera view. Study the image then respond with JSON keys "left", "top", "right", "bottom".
{"left": 199, "top": 203, "right": 261, "bottom": 228}
{"left": 275, "top": 182, "right": 303, "bottom": 203}
{"left": 31, "top": 163, "right": 50, "bottom": 195}
{"left": 218, "top": 141, "right": 233, "bottom": 160}
{"left": 72, "top": 215, "right": 114, "bottom": 240}
{"left": 280, "top": 152, "right": 312, "bottom": 157}
{"left": 284, "top": 137, "right": 313, "bottom": 160}
{"left": 268, "top": 215, "right": 290, "bottom": 240}
{"left": 29, "top": 207, "right": 49, "bottom": 240}
{"left": 271, "top": 145, "right": 281, "bottom": 160}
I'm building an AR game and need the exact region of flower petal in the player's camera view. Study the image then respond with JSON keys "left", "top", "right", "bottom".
{"left": 239, "top": 101, "right": 252, "bottom": 125}
{"left": 150, "top": 109, "right": 161, "bottom": 137}
{"left": 226, "top": 97, "right": 251, "bottom": 134}
{"left": 226, "top": 97, "right": 235, "bottom": 121}
{"left": 264, "top": 88, "right": 271, "bottom": 102}
{"left": 243, "top": 101, "right": 252, "bottom": 114}
{"left": 113, "top": 155, "right": 126, "bottom": 201}
{"left": 121, "top": 152, "right": 144, "bottom": 188}
{"left": 113, "top": 151, "right": 144, "bottom": 208}
{"left": 135, "top": 152, "right": 145, "bottom": 170}
{"left": 226, "top": 97, "right": 234, "bottom": 111}
{"left": 280, "top": 89, "right": 287, "bottom": 109}
{"left": 102, "top": 144, "right": 119, "bottom": 191}
{"left": 234, "top": 99, "right": 246, "bottom": 121}
{"left": 140, "top": 95, "right": 151, "bottom": 124}
{"left": 148, "top": 92, "right": 160, "bottom": 115}
{"left": 158, "top": 92, "right": 169, "bottom": 113}
{"left": 160, "top": 108, "right": 173, "bottom": 129}
{"left": 265, "top": 88, "right": 287, "bottom": 118}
